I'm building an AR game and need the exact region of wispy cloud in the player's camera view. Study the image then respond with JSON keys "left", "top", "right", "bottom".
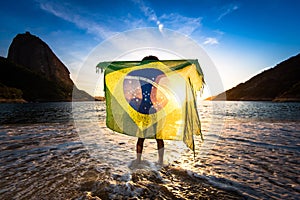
{"left": 203, "top": 37, "right": 219, "bottom": 45}
{"left": 132, "top": 0, "right": 201, "bottom": 35}
{"left": 217, "top": 4, "right": 239, "bottom": 21}
{"left": 160, "top": 13, "right": 202, "bottom": 36}
{"left": 37, "top": 0, "right": 117, "bottom": 39}
{"left": 123, "top": 14, "right": 147, "bottom": 29}
{"left": 131, "top": 0, "right": 163, "bottom": 32}
{"left": 39, "top": 0, "right": 202, "bottom": 39}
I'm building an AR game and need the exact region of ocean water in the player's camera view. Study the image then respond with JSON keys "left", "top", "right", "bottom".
{"left": 0, "top": 101, "right": 299, "bottom": 199}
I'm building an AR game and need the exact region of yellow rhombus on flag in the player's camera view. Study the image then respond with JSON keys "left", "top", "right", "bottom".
{"left": 97, "top": 59, "right": 204, "bottom": 152}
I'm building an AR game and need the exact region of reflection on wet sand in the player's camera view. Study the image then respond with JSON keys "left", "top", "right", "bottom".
{"left": 0, "top": 101, "right": 299, "bottom": 199}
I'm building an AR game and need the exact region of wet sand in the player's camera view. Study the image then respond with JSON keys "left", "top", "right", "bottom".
{"left": 1, "top": 101, "right": 299, "bottom": 199}
{"left": 0, "top": 123, "right": 244, "bottom": 200}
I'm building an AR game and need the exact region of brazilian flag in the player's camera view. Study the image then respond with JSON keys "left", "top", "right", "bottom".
{"left": 97, "top": 59, "right": 204, "bottom": 152}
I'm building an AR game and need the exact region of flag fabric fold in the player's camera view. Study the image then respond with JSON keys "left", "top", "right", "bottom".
{"left": 98, "top": 59, "right": 204, "bottom": 151}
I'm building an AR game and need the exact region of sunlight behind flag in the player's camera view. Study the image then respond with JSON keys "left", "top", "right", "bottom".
{"left": 97, "top": 59, "right": 204, "bottom": 151}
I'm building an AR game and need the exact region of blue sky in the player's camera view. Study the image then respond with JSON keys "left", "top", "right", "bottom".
{"left": 0, "top": 0, "right": 299, "bottom": 96}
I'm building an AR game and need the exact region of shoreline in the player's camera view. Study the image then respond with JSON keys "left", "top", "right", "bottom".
{"left": 0, "top": 98, "right": 105, "bottom": 103}
{"left": 0, "top": 98, "right": 27, "bottom": 103}
{"left": 2, "top": 99, "right": 300, "bottom": 103}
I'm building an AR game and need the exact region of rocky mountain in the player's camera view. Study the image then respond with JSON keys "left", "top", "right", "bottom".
{"left": 213, "top": 53, "right": 300, "bottom": 102}
{"left": 0, "top": 32, "right": 93, "bottom": 102}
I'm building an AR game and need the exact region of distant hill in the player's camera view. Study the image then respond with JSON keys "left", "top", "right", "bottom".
{"left": 0, "top": 32, "right": 93, "bottom": 102}
{"left": 213, "top": 53, "right": 300, "bottom": 102}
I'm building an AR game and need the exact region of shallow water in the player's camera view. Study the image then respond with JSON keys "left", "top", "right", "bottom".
{"left": 0, "top": 101, "right": 299, "bottom": 199}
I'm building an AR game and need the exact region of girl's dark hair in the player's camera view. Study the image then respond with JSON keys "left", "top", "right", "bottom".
{"left": 142, "top": 55, "right": 159, "bottom": 61}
